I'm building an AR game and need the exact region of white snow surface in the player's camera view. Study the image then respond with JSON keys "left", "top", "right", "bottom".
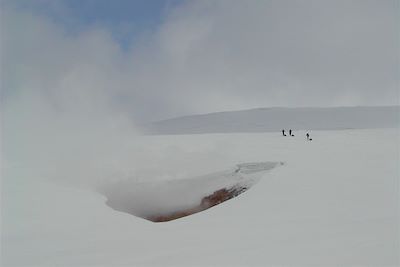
{"left": 2, "top": 128, "right": 399, "bottom": 266}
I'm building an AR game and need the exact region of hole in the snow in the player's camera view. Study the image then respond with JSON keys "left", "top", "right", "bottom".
{"left": 147, "top": 186, "right": 248, "bottom": 222}
{"left": 99, "top": 162, "right": 281, "bottom": 222}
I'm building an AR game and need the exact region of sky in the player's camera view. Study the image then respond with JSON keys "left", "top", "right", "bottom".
{"left": 1, "top": 0, "right": 183, "bottom": 49}
{"left": 1, "top": 0, "right": 399, "bottom": 123}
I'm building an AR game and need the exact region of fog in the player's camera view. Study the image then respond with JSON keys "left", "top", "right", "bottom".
{"left": 1, "top": 0, "right": 399, "bottom": 188}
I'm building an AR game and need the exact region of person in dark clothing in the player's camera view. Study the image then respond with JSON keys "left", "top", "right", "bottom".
{"left": 289, "top": 129, "right": 294, "bottom": 136}
{"left": 282, "top": 129, "right": 286, "bottom": 136}
{"left": 306, "top": 133, "right": 310, "bottom": 140}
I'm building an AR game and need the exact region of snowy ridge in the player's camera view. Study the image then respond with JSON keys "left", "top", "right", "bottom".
{"left": 144, "top": 106, "right": 400, "bottom": 135}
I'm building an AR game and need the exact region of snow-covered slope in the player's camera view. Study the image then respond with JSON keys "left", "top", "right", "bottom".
{"left": 145, "top": 106, "right": 400, "bottom": 135}
{"left": 2, "top": 128, "right": 399, "bottom": 266}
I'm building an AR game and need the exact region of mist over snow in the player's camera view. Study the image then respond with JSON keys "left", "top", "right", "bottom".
{"left": 1, "top": 1, "right": 399, "bottom": 266}
{"left": 0, "top": 4, "right": 226, "bottom": 188}
{"left": 1, "top": 0, "right": 398, "bottom": 187}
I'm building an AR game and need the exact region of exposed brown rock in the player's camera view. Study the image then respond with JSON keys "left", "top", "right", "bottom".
{"left": 148, "top": 186, "right": 248, "bottom": 223}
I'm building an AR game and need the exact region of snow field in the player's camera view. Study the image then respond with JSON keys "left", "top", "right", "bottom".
{"left": 1, "top": 128, "right": 399, "bottom": 266}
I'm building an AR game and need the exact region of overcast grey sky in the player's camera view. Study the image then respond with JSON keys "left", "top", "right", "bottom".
{"left": 1, "top": 0, "right": 399, "bottom": 122}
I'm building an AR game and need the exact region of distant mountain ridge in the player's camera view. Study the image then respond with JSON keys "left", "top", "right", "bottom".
{"left": 144, "top": 106, "right": 400, "bottom": 135}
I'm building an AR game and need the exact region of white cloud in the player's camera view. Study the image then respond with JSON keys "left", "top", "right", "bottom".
{"left": 2, "top": 0, "right": 399, "bottom": 122}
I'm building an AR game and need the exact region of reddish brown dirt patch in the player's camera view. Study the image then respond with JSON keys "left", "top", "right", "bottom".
{"left": 148, "top": 186, "right": 248, "bottom": 222}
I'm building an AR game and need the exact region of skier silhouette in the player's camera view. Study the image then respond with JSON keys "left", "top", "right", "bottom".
{"left": 282, "top": 129, "right": 286, "bottom": 136}
{"left": 306, "top": 132, "right": 312, "bottom": 141}
{"left": 289, "top": 129, "right": 294, "bottom": 136}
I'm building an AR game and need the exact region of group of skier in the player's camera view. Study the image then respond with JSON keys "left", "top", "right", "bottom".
{"left": 282, "top": 129, "right": 312, "bottom": 141}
